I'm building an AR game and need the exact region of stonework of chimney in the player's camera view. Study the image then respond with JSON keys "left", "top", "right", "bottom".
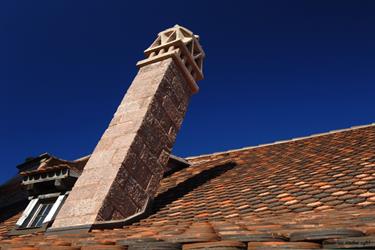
{"left": 48, "top": 25, "right": 205, "bottom": 233}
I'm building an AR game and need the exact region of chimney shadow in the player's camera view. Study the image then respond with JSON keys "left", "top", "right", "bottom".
{"left": 150, "top": 162, "right": 236, "bottom": 215}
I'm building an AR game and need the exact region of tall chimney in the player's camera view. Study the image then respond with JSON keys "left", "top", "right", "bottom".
{"left": 49, "top": 25, "right": 205, "bottom": 232}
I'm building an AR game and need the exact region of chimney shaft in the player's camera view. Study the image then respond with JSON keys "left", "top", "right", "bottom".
{"left": 49, "top": 25, "right": 205, "bottom": 232}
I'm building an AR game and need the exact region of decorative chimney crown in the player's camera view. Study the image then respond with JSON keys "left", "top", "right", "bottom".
{"left": 137, "top": 25, "right": 205, "bottom": 93}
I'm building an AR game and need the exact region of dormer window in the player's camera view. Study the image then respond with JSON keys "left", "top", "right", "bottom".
{"left": 20, "top": 198, "right": 54, "bottom": 228}
{"left": 12, "top": 193, "right": 67, "bottom": 234}
{"left": 9, "top": 155, "right": 84, "bottom": 235}
{"left": 19, "top": 196, "right": 62, "bottom": 229}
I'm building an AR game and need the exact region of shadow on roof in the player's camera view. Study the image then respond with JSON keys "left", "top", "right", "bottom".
{"left": 150, "top": 161, "right": 236, "bottom": 216}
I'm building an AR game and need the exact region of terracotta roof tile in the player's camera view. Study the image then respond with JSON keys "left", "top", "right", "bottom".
{"left": 1, "top": 124, "right": 375, "bottom": 248}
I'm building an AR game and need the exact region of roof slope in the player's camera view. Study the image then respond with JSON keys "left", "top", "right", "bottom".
{"left": 1, "top": 124, "right": 375, "bottom": 249}
{"left": 144, "top": 123, "right": 375, "bottom": 224}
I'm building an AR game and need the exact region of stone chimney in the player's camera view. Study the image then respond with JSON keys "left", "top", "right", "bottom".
{"left": 48, "top": 25, "right": 205, "bottom": 233}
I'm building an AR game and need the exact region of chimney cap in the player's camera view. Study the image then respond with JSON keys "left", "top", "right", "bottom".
{"left": 137, "top": 25, "right": 205, "bottom": 93}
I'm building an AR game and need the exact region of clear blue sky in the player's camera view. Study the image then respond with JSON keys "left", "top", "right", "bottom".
{"left": 1, "top": 1, "right": 375, "bottom": 184}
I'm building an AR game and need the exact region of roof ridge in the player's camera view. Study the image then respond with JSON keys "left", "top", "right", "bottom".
{"left": 186, "top": 122, "right": 375, "bottom": 159}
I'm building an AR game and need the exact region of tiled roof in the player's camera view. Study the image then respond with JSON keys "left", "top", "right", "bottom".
{"left": 1, "top": 123, "right": 375, "bottom": 249}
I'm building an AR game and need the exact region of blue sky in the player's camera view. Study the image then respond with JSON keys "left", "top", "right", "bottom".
{"left": 1, "top": 1, "right": 375, "bottom": 184}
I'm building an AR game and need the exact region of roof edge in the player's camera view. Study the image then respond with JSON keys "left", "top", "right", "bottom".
{"left": 186, "top": 122, "right": 375, "bottom": 160}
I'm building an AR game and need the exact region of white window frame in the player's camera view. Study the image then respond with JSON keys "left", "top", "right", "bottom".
{"left": 16, "top": 198, "right": 38, "bottom": 226}
{"left": 16, "top": 193, "right": 67, "bottom": 229}
{"left": 43, "top": 194, "right": 66, "bottom": 223}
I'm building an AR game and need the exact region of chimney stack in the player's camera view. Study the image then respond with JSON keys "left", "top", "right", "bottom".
{"left": 49, "top": 25, "right": 205, "bottom": 232}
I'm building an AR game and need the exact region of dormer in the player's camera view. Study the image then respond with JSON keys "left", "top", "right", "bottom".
{"left": 10, "top": 154, "right": 88, "bottom": 235}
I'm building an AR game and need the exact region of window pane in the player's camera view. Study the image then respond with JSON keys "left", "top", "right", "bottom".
{"left": 20, "top": 204, "right": 39, "bottom": 228}
{"left": 30, "top": 203, "right": 53, "bottom": 228}
{"left": 21, "top": 198, "right": 55, "bottom": 228}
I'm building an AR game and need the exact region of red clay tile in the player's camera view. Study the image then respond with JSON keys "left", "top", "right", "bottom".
{"left": 1, "top": 124, "right": 375, "bottom": 248}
